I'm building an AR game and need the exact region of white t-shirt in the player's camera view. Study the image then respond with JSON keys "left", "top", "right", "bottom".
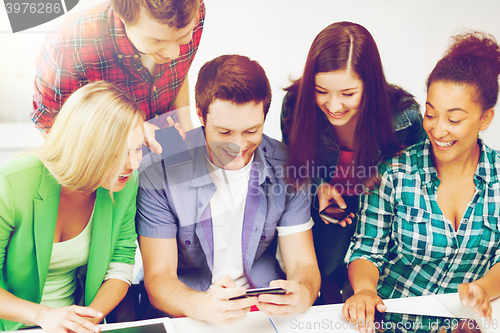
{"left": 206, "top": 154, "right": 314, "bottom": 288}
{"left": 207, "top": 155, "right": 253, "bottom": 288}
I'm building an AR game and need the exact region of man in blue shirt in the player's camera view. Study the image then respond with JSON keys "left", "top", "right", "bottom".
{"left": 136, "top": 55, "right": 320, "bottom": 325}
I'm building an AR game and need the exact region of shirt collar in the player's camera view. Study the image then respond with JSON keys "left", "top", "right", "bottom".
{"left": 189, "top": 128, "right": 274, "bottom": 187}
{"left": 418, "top": 137, "right": 498, "bottom": 188}
{"left": 253, "top": 141, "right": 275, "bottom": 185}
{"left": 109, "top": 7, "right": 158, "bottom": 82}
{"left": 475, "top": 137, "right": 499, "bottom": 187}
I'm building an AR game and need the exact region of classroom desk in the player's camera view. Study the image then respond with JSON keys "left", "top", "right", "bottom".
{"left": 12, "top": 295, "right": 500, "bottom": 333}
{"left": 166, "top": 295, "right": 500, "bottom": 333}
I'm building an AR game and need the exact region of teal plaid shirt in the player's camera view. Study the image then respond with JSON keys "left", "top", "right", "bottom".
{"left": 350, "top": 138, "right": 500, "bottom": 300}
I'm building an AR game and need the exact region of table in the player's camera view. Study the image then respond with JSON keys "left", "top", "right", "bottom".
{"left": 167, "top": 295, "right": 500, "bottom": 333}
{"left": 13, "top": 295, "right": 500, "bottom": 333}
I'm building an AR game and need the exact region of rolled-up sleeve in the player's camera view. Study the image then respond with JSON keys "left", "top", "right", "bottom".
{"left": 136, "top": 163, "right": 179, "bottom": 239}
{"left": 276, "top": 183, "right": 311, "bottom": 228}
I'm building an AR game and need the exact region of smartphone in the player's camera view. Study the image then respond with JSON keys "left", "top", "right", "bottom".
{"left": 150, "top": 127, "right": 192, "bottom": 167}
{"left": 229, "top": 287, "right": 287, "bottom": 300}
{"left": 319, "top": 196, "right": 358, "bottom": 224}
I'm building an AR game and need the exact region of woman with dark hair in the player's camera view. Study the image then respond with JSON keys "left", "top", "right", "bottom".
{"left": 281, "top": 22, "right": 425, "bottom": 287}
{"left": 343, "top": 31, "right": 500, "bottom": 332}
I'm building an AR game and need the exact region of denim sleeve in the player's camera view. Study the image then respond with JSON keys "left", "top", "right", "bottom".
{"left": 395, "top": 100, "right": 426, "bottom": 147}
{"left": 277, "top": 183, "right": 312, "bottom": 227}
{"left": 280, "top": 91, "right": 298, "bottom": 146}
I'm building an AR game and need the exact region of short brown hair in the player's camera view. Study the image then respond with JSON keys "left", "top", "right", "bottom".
{"left": 195, "top": 55, "right": 272, "bottom": 123}
{"left": 112, "top": 0, "right": 199, "bottom": 29}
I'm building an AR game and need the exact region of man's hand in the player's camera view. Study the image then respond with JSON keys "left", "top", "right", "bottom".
{"left": 458, "top": 282, "right": 492, "bottom": 323}
{"left": 256, "top": 280, "right": 310, "bottom": 316}
{"left": 36, "top": 305, "right": 103, "bottom": 333}
{"left": 317, "top": 183, "right": 354, "bottom": 227}
{"left": 342, "top": 290, "right": 387, "bottom": 333}
{"left": 201, "top": 275, "right": 257, "bottom": 325}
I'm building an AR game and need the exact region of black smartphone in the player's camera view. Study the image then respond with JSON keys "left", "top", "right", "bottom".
{"left": 319, "top": 196, "right": 358, "bottom": 223}
{"left": 151, "top": 127, "right": 192, "bottom": 167}
{"left": 229, "top": 287, "right": 287, "bottom": 300}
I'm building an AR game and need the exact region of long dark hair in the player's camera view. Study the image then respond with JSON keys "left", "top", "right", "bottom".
{"left": 427, "top": 31, "right": 500, "bottom": 111}
{"left": 284, "top": 22, "right": 407, "bottom": 187}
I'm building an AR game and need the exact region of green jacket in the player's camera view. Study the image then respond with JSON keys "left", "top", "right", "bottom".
{"left": 0, "top": 154, "right": 137, "bottom": 331}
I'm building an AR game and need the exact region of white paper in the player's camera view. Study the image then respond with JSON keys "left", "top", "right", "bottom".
{"left": 271, "top": 309, "right": 358, "bottom": 333}
{"left": 384, "top": 294, "right": 455, "bottom": 318}
{"left": 435, "top": 293, "right": 478, "bottom": 319}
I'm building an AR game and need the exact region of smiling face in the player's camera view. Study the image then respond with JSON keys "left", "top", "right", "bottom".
{"left": 124, "top": 9, "right": 195, "bottom": 65}
{"left": 102, "top": 119, "right": 145, "bottom": 192}
{"left": 314, "top": 69, "right": 364, "bottom": 127}
{"left": 198, "top": 100, "right": 265, "bottom": 170}
{"left": 424, "top": 81, "right": 494, "bottom": 164}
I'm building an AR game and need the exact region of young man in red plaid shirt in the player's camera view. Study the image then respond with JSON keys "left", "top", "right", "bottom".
{"left": 32, "top": 0, "right": 205, "bottom": 152}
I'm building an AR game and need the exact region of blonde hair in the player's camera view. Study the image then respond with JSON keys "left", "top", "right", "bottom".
{"left": 33, "top": 81, "right": 145, "bottom": 194}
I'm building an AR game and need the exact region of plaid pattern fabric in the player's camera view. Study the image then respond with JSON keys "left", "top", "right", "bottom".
{"left": 31, "top": 0, "right": 205, "bottom": 132}
{"left": 350, "top": 138, "right": 500, "bottom": 300}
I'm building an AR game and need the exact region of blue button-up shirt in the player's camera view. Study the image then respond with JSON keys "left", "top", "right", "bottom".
{"left": 136, "top": 127, "right": 311, "bottom": 291}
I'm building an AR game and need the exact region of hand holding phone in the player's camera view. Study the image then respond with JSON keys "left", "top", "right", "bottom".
{"left": 148, "top": 126, "right": 192, "bottom": 167}
{"left": 229, "top": 287, "right": 287, "bottom": 300}
{"left": 319, "top": 196, "right": 358, "bottom": 224}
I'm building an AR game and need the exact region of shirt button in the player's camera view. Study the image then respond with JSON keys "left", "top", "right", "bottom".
{"left": 263, "top": 147, "right": 267, "bottom": 152}
{"left": 133, "top": 54, "right": 140, "bottom": 59}
{"left": 155, "top": 114, "right": 158, "bottom": 119}
{"left": 198, "top": 202, "right": 203, "bottom": 208}
{"left": 118, "top": 54, "right": 123, "bottom": 59}
{"left": 185, "top": 240, "right": 191, "bottom": 246}
{"left": 463, "top": 218, "right": 469, "bottom": 223}
{"left": 153, "top": 86, "right": 157, "bottom": 92}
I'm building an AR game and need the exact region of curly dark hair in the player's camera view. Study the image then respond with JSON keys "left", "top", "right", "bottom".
{"left": 427, "top": 31, "right": 500, "bottom": 111}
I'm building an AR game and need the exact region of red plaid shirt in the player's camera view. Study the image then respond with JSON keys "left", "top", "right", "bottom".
{"left": 32, "top": 0, "right": 205, "bottom": 132}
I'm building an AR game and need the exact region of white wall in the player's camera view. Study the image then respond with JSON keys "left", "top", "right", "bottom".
{"left": 1, "top": 0, "right": 499, "bottom": 156}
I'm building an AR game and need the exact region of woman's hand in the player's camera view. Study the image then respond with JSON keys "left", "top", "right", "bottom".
{"left": 36, "top": 305, "right": 103, "bottom": 333}
{"left": 342, "top": 290, "right": 386, "bottom": 333}
{"left": 458, "top": 282, "right": 492, "bottom": 323}
{"left": 317, "top": 183, "right": 355, "bottom": 227}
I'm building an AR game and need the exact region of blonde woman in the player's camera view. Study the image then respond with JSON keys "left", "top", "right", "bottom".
{"left": 0, "top": 81, "right": 145, "bottom": 332}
